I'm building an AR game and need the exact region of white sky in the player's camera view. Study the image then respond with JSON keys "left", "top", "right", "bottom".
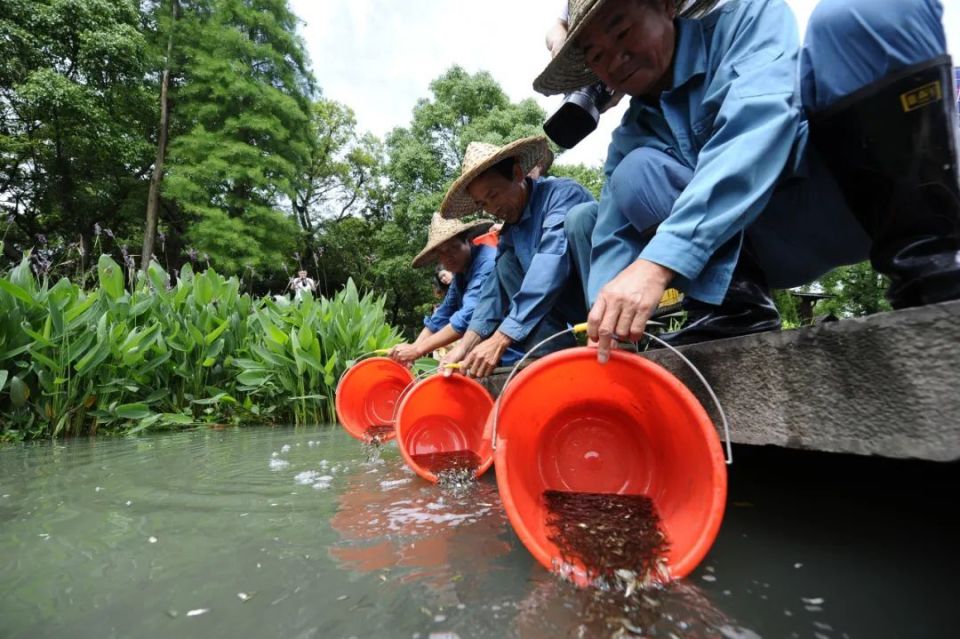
{"left": 290, "top": 0, "right": 960, "bottom": 169}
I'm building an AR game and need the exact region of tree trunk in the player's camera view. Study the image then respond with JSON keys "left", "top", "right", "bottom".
{"left": 141, "top": 0, "right": 178, "bottom": 272}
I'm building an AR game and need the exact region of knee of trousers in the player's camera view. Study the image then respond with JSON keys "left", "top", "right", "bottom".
{"left": 807, "top": 0, "right": 942, "bottom": 52}
{"left": 609, "top": 147, "right": 684, "bottom": 231}
{"left": 563, "top": 201, "right": 598, "bottom": 243}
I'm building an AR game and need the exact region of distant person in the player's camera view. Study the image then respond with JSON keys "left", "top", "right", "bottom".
{"left": 288, "top": 270, "right": 316, "bottom": 301}
{"left": 438, "top": 136, "right": 595, "bottom": 379}
{"left": 388, "top": 214, "right": 511, "bottom": 365}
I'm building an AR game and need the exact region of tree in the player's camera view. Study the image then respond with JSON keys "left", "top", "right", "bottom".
{"left": 812, "top": 262, "right": 891, "bottom": 318}
{"left": 0, "top": 0, "right": 155, "bottom": 265}
{"left": 292, "top": 98, "right": 385, "bottom": 237}
{"left": 162, "top": 0, "right": 315, "bottom": 274}
{"left": 550, "top": 163, "right": 604, "bottom": 198}
{"left": 141, "top": 0, "right": 179, "bottom": 271}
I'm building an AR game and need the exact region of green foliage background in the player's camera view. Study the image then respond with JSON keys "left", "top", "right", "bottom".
{"left": 0, "top": 255, "right": 399, "bottom": 440}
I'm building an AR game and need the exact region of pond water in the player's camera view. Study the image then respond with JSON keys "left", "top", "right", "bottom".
{"left": 1, "top": 427, "right": 956, "bottom": 638}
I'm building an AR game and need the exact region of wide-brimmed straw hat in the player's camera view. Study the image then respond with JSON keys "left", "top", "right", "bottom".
{"left": 440, "top": 136, "right": 549, "bottom": 219}
{"left": 411, "top": 213, "right": 494, "bottom": 268}
{"left": 534, "top": 0, "right": 699, "bottom": 96}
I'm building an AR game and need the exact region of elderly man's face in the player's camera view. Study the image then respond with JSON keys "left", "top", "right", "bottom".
{"left": 466, "top": 163, "right": 527, "bottom": 224}
{"left": 576, "top": 0, "right": 676, "bottom": 98}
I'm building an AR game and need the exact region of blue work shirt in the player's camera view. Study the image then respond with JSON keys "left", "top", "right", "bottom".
{"left": 423, "top": 244, "right": 497, "bottom": 335}
{"left": 470, "top": 177, "right": 595, "bottom": 343}
{"left": 594, "top": 0, "right": 806, "bottom": 304}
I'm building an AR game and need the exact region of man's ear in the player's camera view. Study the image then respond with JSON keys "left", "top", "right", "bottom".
{"left": 513, "top": 161, "right": 525, "bottom": 183}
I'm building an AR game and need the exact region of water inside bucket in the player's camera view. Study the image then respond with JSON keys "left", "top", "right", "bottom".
{"left": 543, "top": 490, "right": 670, "bottom": 588}
{"left": 411, "top": 450, "right": 482, "bottom": 487}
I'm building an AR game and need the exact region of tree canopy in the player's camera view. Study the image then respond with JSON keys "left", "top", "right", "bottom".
{"left": 0, "top": 3, "right": 890, "bottom": 336}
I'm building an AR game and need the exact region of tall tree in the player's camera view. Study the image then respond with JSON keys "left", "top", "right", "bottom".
{"left": 292, "top": 98, "right": 384, "bottom": 238}
{"left": 0, "top": 0, "right": 155, "bottom": 262}
{"left": 162, "top": 0, "right": 315, "bottom": 274}
{"left": 141, "top": 0, "right": 179, "bottom": 271}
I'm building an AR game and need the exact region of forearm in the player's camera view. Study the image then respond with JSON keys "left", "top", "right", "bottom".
{"left": 412, "top": 324, "right": 462, "bottom": 356}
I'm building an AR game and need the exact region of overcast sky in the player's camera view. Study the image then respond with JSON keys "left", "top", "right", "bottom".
{"left": 289, "top": 0, "right": 960, "bottom": 168}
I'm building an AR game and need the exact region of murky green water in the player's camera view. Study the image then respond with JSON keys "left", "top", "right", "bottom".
{"left": 1, "top": 428, "right": 956, "bottom": 638}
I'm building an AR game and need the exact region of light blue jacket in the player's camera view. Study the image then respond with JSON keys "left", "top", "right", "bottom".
{"left": 470, "top": 177, "right": 595, "bottom": 342}
{"left": 423, "top": 244, "right": 497, "bottom": 335}
{"left": 592, "top": 0, "right": 806, "bottom": 304}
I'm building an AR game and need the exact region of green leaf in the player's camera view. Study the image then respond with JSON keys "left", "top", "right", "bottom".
{"left": 10, "top": 376, "right": 29, "bottom": 407}
{"left": 237, "top": 371, "right": 271, "bottom": 386}
{"left": 0, "top": 278, "right": 35, "bottom": 305}
{"left": 0, "top": 370, "right": 8, "bottom": 393}
{"left": 97, "top": 255, "right": 125, "bottom": 300}
{"left": 116, "top": 403, "right": 153, "bottom": 420}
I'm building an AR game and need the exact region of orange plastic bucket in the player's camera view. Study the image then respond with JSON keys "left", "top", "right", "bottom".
{"left": 494, "top": 347, "right": 727, "bottom": 584}
{"left": 394, "top": 374, "right": 495, "bottom": 483}
{"left": 335, "top": 357, "right": 414, "bottom": 442}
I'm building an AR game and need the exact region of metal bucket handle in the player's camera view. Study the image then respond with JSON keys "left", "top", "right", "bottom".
{"left": 488, "top": 323, "right": 733, "bottom": 465}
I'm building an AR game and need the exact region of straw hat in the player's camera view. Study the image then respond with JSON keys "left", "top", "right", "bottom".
{"left": 411, "top": 213, "right": 494, "bottom": 268}
{"left": 440, "top": 136, "right": 549, "bottom": 219}
{"left": 534, "top": 0, "right": 696, "bottom": 96}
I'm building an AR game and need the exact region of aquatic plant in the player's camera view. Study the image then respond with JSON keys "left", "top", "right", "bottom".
{"left": 0, "top": 255, "right": 400, "bottom": 440}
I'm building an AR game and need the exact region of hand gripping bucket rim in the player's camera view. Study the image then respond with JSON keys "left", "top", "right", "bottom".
{"left": 335, "top": 356, "right": 415, "bottom": 442}
{"left": 394, "top": 372, "right": 496, "bottom": 483}
{"left": 492, "top": 335, "right": 729, "bottom": 584}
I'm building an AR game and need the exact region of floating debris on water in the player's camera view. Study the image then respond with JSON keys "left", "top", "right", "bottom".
{"left": 294, "top": 470, "right": 321, "bottom": 485}
{"left": 237, "top": 592, "right": 255, "bottom": 602}
{"left": 269, "top": 458, "right": 290, "bottom": 471}
{"left": 312, "top": 475, "right": 334, "bottom": 490}
{"left": 186, "top": 608, "right": 209, "bottom": 617}
{"left": 543, "top": 491, "right": 670, "bottom": 588}
{"left": 380, "top": 478, "right": 413, "bottom": 490}
{"left": 148, "top": 536, "right": 158, "bottom": 544}
{"left": 280, "top": 444, "right": 292, "bottom": 454}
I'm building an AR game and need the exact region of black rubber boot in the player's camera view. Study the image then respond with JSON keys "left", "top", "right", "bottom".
{"left": 654, "top": 242, "right": 782, "bottom": 347}
{"left": 811, "top": 56, "right": 960, "bottom": 308}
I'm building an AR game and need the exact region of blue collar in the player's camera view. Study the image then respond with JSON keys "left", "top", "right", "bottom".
{"left": 669, "top": 17, "right": 708, "bottom": 91}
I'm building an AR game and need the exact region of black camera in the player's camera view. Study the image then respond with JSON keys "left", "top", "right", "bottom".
{"left": 543, "top": 82, "right": 614, "bottom": 149}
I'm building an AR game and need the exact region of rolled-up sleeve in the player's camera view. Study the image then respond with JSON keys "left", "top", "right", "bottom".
{"left": 446, "top": 253, "right": 495, "bottom": 334}
{"left": 641, "top": 0, "right": 801, "bottom": 281}
{"left": 498, "top": 188, "right": 588, "bottom": 342}
{"left": 467, "top": 248, "right": 507, "bottom": 337}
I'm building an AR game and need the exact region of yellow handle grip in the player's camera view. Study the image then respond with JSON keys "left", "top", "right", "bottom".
{"left": 373, "top": 348, "right": 390, "bottom": 355}
{"left": 573, "top": 322, "right": 589, "bottom": 334}
{"left": 442, "top": 362, "right": 463, "bottom": 369}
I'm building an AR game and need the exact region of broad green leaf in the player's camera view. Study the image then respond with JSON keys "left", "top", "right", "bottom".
{"left": 10, "top": 376, "right": 29, "bottom": 407}
{"left": 97, "top": 255, "right": 125, "bottom": 300}
{"left": 0, "top": 278, "right": 35, "bottom": 305}
{"left": 116, "top": 403, "right": 153, "bottom": 420}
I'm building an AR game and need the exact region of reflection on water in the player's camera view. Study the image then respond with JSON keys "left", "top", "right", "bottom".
{"left": 0, "top": 428, "right": 956, "bottom": 638}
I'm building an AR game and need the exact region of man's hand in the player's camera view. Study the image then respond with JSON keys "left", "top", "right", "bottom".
{"left": 587, "top": 259, "right": 675, "bottom": 364}
{"left": 461, "top": 331, "right": 513, "bottom": 379}
{"left": 440, "top": 330, "right": 483, "bottom": 377}
{"left": 546, "top": 20, "right": 568, "bottom": 58}
{"left": 388, "top": 343, "right": 421, "bottom": 365}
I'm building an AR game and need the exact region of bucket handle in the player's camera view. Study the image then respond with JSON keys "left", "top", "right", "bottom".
{"left": 386, "top": 365, "right": 447, "bottom": 424}
{"left": 490, "top": 323, "right": 733, "bottom": 465}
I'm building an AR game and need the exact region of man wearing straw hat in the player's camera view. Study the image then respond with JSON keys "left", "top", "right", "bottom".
{"left": 538, "top": 0, "right": 960, "bottom": 362}
{"left": 438, "top": 136, "right": 596, "bottom": 379}
{"left": 388, "top": 214, "right": 516, "bottom": 365}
